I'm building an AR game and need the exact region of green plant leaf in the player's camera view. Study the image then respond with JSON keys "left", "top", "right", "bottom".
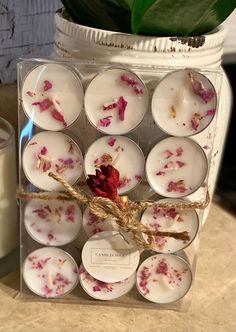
{"left": 131, "top": 0, "right": 236, "bottom": 36}
{"left": 61, "top": 0, "right": 133, "bottom": 32}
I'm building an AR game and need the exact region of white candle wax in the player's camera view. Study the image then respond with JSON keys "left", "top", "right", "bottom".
{"left": 0, "top": 123, "right": 18, "bottom": 258}
{"left": 82, "top": 231, "right": 140, "bottom": 283}
{"left": 84, "top": 68, "right": 148, "bottom": 135}
{"left": 141, "top": 199, "right": 199, "bottom": 253}
{"left": 24, "top": 198, "right": 82, "bottom": 246}
{"left": 79, "top": 264, "right": 135, "bottom": 300}
{"left": 152, "top": 69, "right": 217, "bottom": 136}
{"left": 22, "top": 131, "right": 83, "bottom": 191}
{"left": 145, "top": 137, "right": 207, "bottom": 197}
{"left": 84, "top": 136, "right": 145, "bottom": 194}
{"left": 136, "top": 254, "right": 192, "bottom": 304}
{"left": 22, "top": 63, "right": 84, "bottom": 131}
{"left": 23, "top": 247, "right": 79, "bottom": 298}
{"left": 82, "top": 207, "right": 119, "bottom": 237}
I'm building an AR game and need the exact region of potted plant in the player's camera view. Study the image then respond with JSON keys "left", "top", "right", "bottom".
{"left": 54, "top": 1, "right": 235, "bottom": 223}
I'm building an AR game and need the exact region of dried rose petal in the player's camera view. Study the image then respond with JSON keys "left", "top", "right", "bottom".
{"left": 103, "top": 100, "right": 117, "bottom": 111}
{"left": 134, "top": 85, "right": 144, "bottom": 95}
{"left": 135, "top": 175, "right": 142, "bottom": 182}
{"left": 156, "top": 171, "right": 165, "bottom": 176}
{"left": 51, "top": 109, "right": 67, "bottom": 127}
{"left": 167, "top": 180, "right": 188, "bottom": 193}
{"left": 44, "top": 80, "right": 52, "bottom": 91}
{"left": 98, "top": 116, "right": 112, "bottom": 127}
{"left": 32, "top": 98, "right": 53, "bottom": 112}
{"left": 117, "top": 96, "right": 128, "bottom": 121}
{"left": 203, "top": 145, "right": 210, "bottom": 150}
{"left": 191, "top": 113, "right": 202, "bottom": 131}
{"left": 206, "top": 109, "right": 216, "bottom": 116}
{"left": 44, "top": 285, "right": 53, "bottom": 297}
{"left": 121, "top": 74, "right": 138, "bottom": 87}
{"left": 40, "top": 146, "right": 47, "bottom": 155}
{"left": 108, "top": 137, "right": 116, "bottom": 147}
{"left": 48, "top": 233, "right": 54, "bottom": 241}
{"left": 156, "top": 259, "right": 168, "bottom": 275}
{"left": 164, "top": 150, "right": 174, "bottom": 159}
{"left": 189, "top": 73, "right": 215, "bottom": 103}
{"left": 176, "top": 147, "right": 183, "bottom": 157}
{"left": 88, "top": 212, "right": 100, "bottom": 225}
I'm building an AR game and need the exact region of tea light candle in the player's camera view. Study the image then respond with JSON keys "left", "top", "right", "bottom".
{"left": 141, "top": 199, "right": 199, "bottom": 253}
{"left": 22, "top": 63, "right": 84, "bottom": 131}
{"left": 23, "top": 247, "right": 79, "bottom": 298}
{"left": 84, "top": 68, "right": 148, "bottom": 135}
{"left": 82, "top": 207, "right": 119, "bottom": 237}
{"left": 79, "top": 264, "right": 135, "bottom": 300}
{"left": 152, "top": 69, "right": 217, "bottom": 136}
{"left": 145, "top": 137, "right": 207, "bottom": 197}
{"left": 82, "top": 231, "right": 140, "bottom": 283}
{"left": 22, "top": 131, "right": 83, "bottom": 191}
{"left": 136, "top": 254, "right": 192, "bottom": 304}
{"left": 24, "top": 198, "right": 82, "bottom": 246}
{"left": 84, "top": 136, "right": 145, "bottom": 194}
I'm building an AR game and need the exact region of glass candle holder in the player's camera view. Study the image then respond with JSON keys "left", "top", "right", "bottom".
{"left": 0, "top": 117, "right": 18, "bottom": 259}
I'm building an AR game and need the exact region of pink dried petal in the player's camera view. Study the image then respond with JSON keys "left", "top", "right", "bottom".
{"left": 203, "top": 145, "right": 210, "bottom": 150}
{"left": 156, "top": 259, "right": 168, "bottom": 275}
{"left": 26, "top": 91, "right": 35, "bottom": 97}
{"left": 189, "top": 73, "right": 215, "bottom": 103}
{"left": 48, "top": 233, "right": 54, "bottom": 241}
{"left": 108, "top": 137, "right": 116, "bottom": 147}
{"left": 103, "top": 100, "right": 117, "bottom": 111}
{"left": 134, "top": 85, "right": 144, "bottom": 95}
{"left": 40, "top": 146, "right": 47, "bottom": 155}
{"left": 191, "top": 113, "right": 202, "bottom": 131}
{"left": 206, "top": 109, "right": 216, "bottom": 116}
{"left": 98, "top": 116, "right": 112, "bottom": 127}
{"left": 44, "top": 285, "right": 53, "bottom": 297}
{"left": 121, "top": 74, "right": 138, "bottom": 87}
{"left": 156, "top": 171, "right": 165, "bottom": 176}
{"left": 164, "top": 150, "right": 174, "bottom": 159}
{"left": 117, "top": 96, "right": 128, "bottom": 121}
{"left": 51, "top": 109, "right": 67, "bottom": 127}
{"left": 176, "top": 147, "right": 183, "bottom": 157}
{"left": 88, "top": 212, "right": 100, "bottom": 225}
{"left": 32, "top": 208, "right": 48, "bottom": 219}
{"left": 135, "top": 175, "right": 142, "bottom": 181}
{"left": 167, "top": 180, "right": 188, "bottom": 193}
{"left": 32, "top": 98, "right": 53, "bottom": 112}
{"left": 93, "top": 286, "right": 101, "bottom": 292}
{"left": 44, "top": 80, "right": 52, "bottom": 91}
{"left": 176, "top": 161, "right": 186, "bottom": 168}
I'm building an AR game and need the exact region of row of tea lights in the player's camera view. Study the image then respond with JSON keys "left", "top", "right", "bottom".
{"left": 22, "top": 132, "right": 208, "bottom": 197}
{"left": 21, "top": 64, "right": 217, "bottom": 137}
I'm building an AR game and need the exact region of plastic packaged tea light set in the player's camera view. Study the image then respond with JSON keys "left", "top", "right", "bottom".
{"left": 17, "top": 57, "right": 222, "bottom": 311}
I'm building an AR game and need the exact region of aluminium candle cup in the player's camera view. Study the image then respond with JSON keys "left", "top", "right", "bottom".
{"left": 136, "top": 253, "right": 192, "bottom": 304}
{"left": 79, "top": 264, "right": 135, "bottom": 301}
{"left": 22, "top": 247, "right": 79, "bottom": 298}
{"left": 145, "top": 136, "right": 208, "bottom": 198}
{"left": 151, "top": 69, "right": 217, "bottom": 137}
{"left": 21, "top": 63, "right": 84, "bottom": 131}
{"left": 82, "top": 231, "right": 140, "bottom": 283}
{"left": 24, "top": 198, "right": 82, "bottom": 246}
{"left": 82, "top": 207, "right": 119, "bottom": 237}
{"left": 22, "top": 131, "right": 83, "bottom": 191}
{"left": 140, "top": 198, "right": 199, "bottom": 253}
{"left": 84, "top": 67, "right": 149, "bottom": 135}
{"left": 84, "top": 135, "right": 145, "bottom": 195}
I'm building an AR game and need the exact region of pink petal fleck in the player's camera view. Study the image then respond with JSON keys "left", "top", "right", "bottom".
{"left": 164, "top": 149, "right": 174, "bottom": 159}
{"left": 156, "top": 259, "right": 168, "bottom": 275}
{"left": 108, "top": 137, "right": 116, "bottom": 147}
{"left": 48, "top": 233, "right": 54, "bottom": 241}
{"left": 189, "top": 73, "right": 215, "bottom": 103}
{"left": 167, "top": 180, "right": 188, "bottom": 193}
{"left": 206, "top": 109, "right": 216, "bottom": 116}
{"left": 98, "top": 116, "right": 112, "bottom": 127}
{"left": 44, "top": 285, "right": 53, "bottom": 297}
{"left": 203, "top": 145, "right": 210, "bottom": 150}
{"left": 103, "top": 100, "right": 117, "bottom": 111}
{"left": 156, "top": 171, "right": 165, "bottom": 176}
{"left": 40, "top": 146, "right": 47, "bottom": 155}
{"left": 117, "top": 96, "right": 128, "bottom": 121}
{"left": 176, "top": 161, "right": 186, "bottom": 168}
{"left": 43, "top": 80, "right": 52, "bottom": 91}
{"left": 135, "top": 175, "right": 142, "bottom": 182}
{"left": 121, "top": 74, "right": 138, "bottom": 87}
{"left": 32, "top": 98, "right": 53, "bottom": 112}
{"left": 134, "top": 85, "right": 144, "bottom": 95}
{"left": 51, "top": 109, "right": 67, "bottom": 127}
{"left": 191, "top": 113, "right": 202, "bottom": 131}
{"left": 176, "top": 147, "right": 183, "bottom": 157}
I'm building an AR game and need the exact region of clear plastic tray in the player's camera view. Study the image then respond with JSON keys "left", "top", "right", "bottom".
{"left": 17, "top": 57, "right": 222, "bottom": 311}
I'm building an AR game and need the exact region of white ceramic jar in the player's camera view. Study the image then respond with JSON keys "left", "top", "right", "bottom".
{"left": 54, "top": 9, "right": 232, "bottom": 225}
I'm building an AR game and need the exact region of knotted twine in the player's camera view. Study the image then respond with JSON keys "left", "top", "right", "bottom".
{"left": 17, "top": 172, "right": 210, "bottom": 249}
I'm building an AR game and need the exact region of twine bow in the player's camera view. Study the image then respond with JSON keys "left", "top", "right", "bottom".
{"left": 17, "top": 172, "right": 210, "bottom": 249}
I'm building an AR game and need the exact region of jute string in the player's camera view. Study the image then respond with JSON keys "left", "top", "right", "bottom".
{"left": 17, "top": 172, "right": 210, "bottom": 249}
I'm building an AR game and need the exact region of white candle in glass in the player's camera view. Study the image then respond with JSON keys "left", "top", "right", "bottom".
{"left": 23, "top": 247, "right": 79, "bottom": 298}
{"left": 24, "top": 198, "right": 82, "bottom": 246}
{"left": 82, "top": 207, "right": 119, "bottom": 237}
{"left": 0, "top": 118, "right": 18, "bottom": 258}
{"left": 22, "top": 63, "right": 84, "bottom": 131}
{"left": 22, "top": 131, "right": 83, "bottom": 191}
{"left": 152, "top": 69, "right": 217, "bottom": 136}
{"left": 145, "top": 137, "right": 208, "bottom": 197}
{"left": 84, "top": 135, "right": 145, "bottom": 195}
{"left": 136, "top": 254, "right": 192, "bottom": 304}
{"left": 79, "top": 264, "right": 135, "bottom": 300}
{"left": 84, "top": 68, "right": 148, "bottom": 135}
{"left": 141, "top": 199, "right": 199, "bottom": 253}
